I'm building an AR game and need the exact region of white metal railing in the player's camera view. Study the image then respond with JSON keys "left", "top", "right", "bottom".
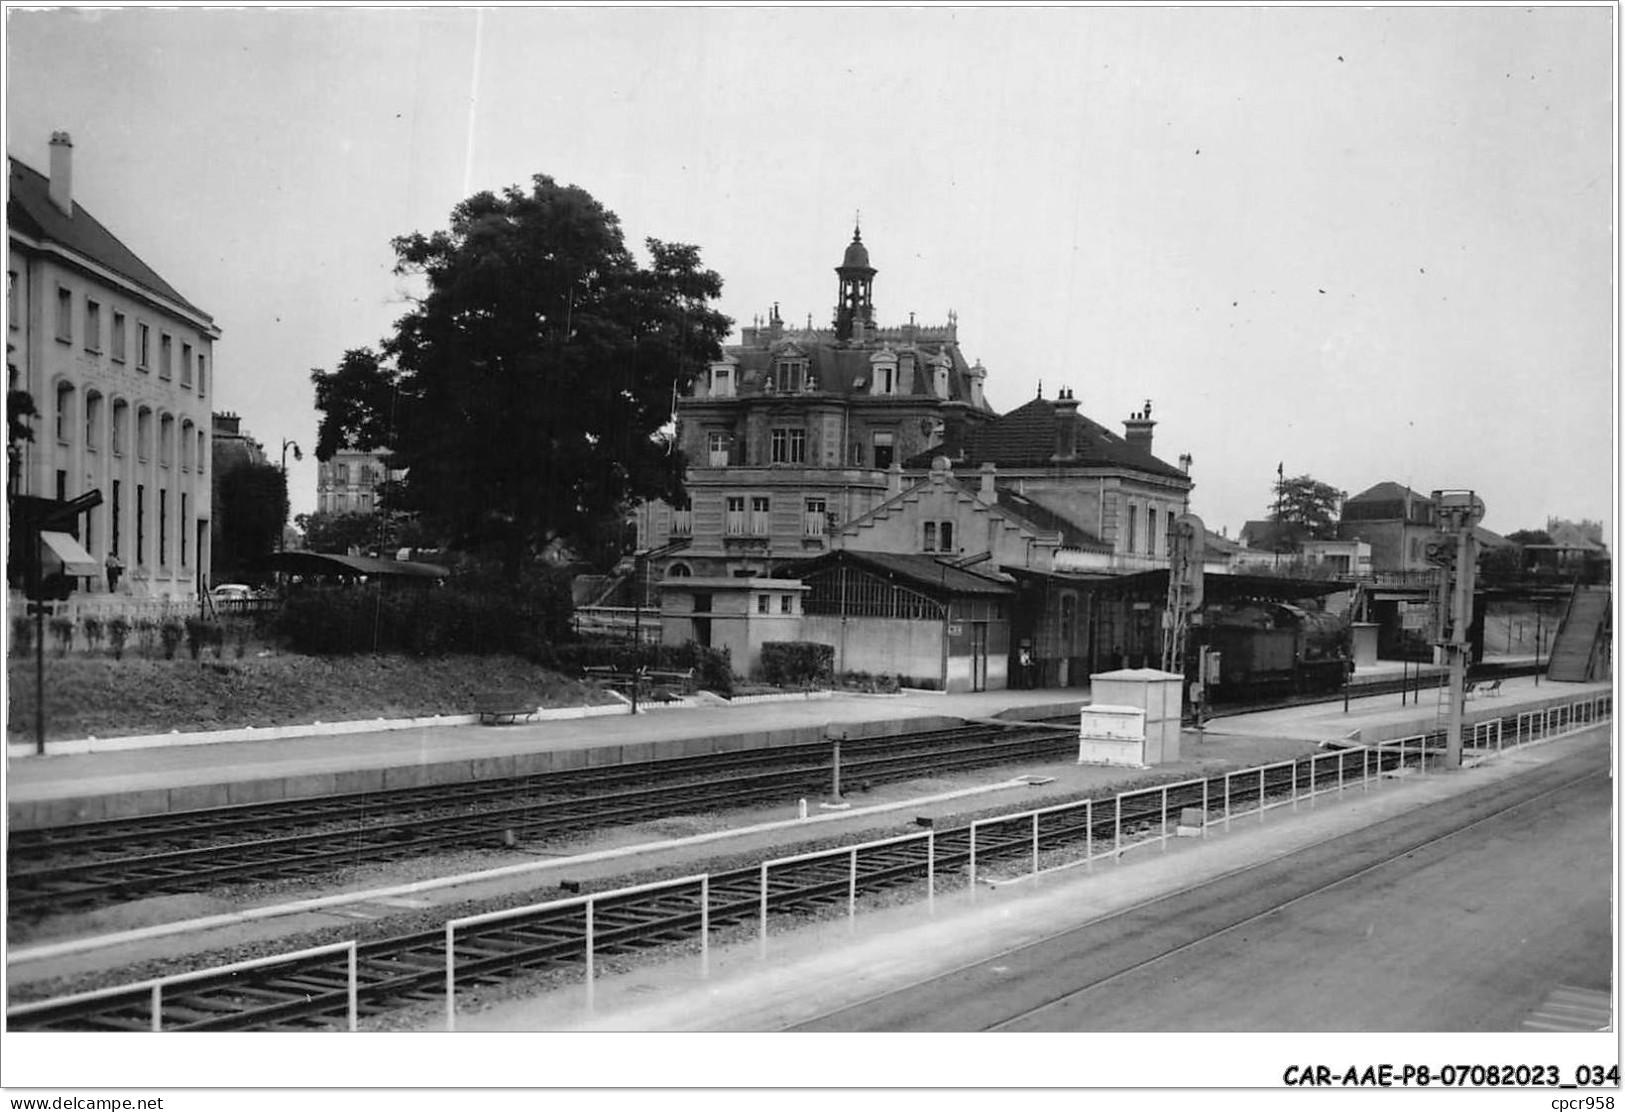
{"left": 19, "top": 694, "right": 1610, "bottom": 1029}
{"left": 759, "top": 830, "right": 936, "bottom": 946}
{"left": 6, "top": 939, "right": 358, "bottom": 1032}
{"left": 443, "top": 873, "right": 708, "bottom": 1031}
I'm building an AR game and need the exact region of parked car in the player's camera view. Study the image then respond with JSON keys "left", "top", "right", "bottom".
{"left": 211, "top": 583, "right": 253, "bottom": 602}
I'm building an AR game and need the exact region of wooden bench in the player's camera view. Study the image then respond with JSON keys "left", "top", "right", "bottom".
{"left": 474, "top": 690, "right": 538, "bottom": 725}
{"left": 583, "top": 665, "right": 640, "bottom": 691}
{"left": 645, "top": 668, "right": 696, "bottom": 696}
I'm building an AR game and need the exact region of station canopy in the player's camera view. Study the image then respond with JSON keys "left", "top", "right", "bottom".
{"left": 241, "top": 551, "right": 450, "bottom": 580}
{"left": 1068, "top": 568, "right": 1348, "bottom": 603}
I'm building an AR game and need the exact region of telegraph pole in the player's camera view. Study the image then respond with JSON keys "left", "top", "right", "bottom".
{"left": 1432, "top": 491, "right": 1482, "bottom": 768}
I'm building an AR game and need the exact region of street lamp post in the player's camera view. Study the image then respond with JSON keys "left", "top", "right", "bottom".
{"left": 280, "top": 439, "right": 302, "bottom": 552}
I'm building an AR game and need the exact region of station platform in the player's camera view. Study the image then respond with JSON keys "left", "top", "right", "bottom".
{"left": 4, "top": 687, "right": 1088, "bottom": 829}
{"left": 1204, "top": 673, "right": 1611, "bottom": 745}
{"left": 4, "top": 671, "right": 1611, "bottom": 999}
{"left": 4, "top": 654, "right": 1598, "bottom": 831}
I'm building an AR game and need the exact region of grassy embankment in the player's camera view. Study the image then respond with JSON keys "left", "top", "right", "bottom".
{"left": 5, "top": 653, "right": 615, "bottom": 744}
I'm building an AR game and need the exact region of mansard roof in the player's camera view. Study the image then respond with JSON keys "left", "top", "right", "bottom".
{"left": 720, "top": 334, "right": 989, "bottom": 409}
{"left": 8, "top": 156, "right": 213, "bottom": 323}
{"left": 912, "top": 395, "right": 1188, "bottom": 479}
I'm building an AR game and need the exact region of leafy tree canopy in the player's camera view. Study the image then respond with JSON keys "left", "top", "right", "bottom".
{"left": 1268, "top": 474, "right": 1346, "bottom": 550}
{"left": 296, "top": 510, "right": 383, "bottom": 556}
{"left": 217, "top": 462, "right": 287, "bottom": 574}
{"left": 312, "top": 175, "right": 732, "bottom": 574}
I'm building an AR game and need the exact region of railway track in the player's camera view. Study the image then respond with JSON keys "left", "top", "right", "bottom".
{"left": 8, "top": 720, "right": 1075, "bottom": 916}
{"left": 7, "top": 741, "right": 1431, "bottom": 1031}
{"left": 11, "top": 700, "right": 1607, "bottom": 1032}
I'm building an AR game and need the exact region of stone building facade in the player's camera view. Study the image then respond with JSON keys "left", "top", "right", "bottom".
{"left": 8, "top": 133, "right": 219, "bottom": 606}
{"left": 633, "top": 226, "right": 999, "bottom": 578}
{"left": 316, "top": 449, "right": 391, "bottom": 515}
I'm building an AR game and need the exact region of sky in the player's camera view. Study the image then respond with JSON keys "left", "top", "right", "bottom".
{"left": 4, "top": 4, "right": 1616, "bottom": 541}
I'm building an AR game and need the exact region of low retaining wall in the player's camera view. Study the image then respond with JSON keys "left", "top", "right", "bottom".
{"left": 7, "top": 713, "right": 968, "bottom": 831}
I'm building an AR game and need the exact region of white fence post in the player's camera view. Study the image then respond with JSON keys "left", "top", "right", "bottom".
{"left": 848, "top": 848, "right": 858, "bottom": 921}
{"left": 347, "top": 943, "right": 358, "bottom": 1033}
{"left": 968, "top": 822, "right": 978, "bottom": 888}
{"left": 759, "top": 862, "right": 769, "bottom": 950}
{"left": 1114, "top": 794, "right": 1123, "bottom": 854}
{"left": 1032, "top": 812, "right": 1040, "bottom": 876}
{"left": 701, "top": 876, "right": 711, "bottom": 978}
{"left": 1257, "top": 768, "right": 1265, "bottom": 823}
{"left": 1086, "top": 800, "right": 1094, "bottom": 862}
{"left": 585, "top": 900, "right": 595, "bottom": 1010}
{"left": 150, "top": 984, "right": 162, "bottom": 1033}
{"left": 1160, "top": 786, "right": 1170, "bottom": 849}
{"left": 444, "top": 923, "right": 457, "bottom": 1032}
{"left": 927, "top": 830, "right": 936, "bottom": 909}
{"left": 1201, "top": 778, "right": 1209, "bottom": 839}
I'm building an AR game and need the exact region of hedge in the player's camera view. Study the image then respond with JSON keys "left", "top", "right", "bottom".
{"left": 541, "top": 640, "right": 734, "bottom": 697}
{"left": 760, "top": 641, "right": 834, "bottom": 688}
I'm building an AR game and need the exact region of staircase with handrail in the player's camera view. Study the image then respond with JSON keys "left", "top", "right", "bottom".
{"left": 1545, "top": 584, "right": 1612, "bottom": 683}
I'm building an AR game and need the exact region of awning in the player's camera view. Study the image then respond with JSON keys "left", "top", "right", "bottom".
{"left": 40, "top": 530, "right": 98, "bottom": 576}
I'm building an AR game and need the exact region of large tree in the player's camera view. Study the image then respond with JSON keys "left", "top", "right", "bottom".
{"left": 313, "top": 176, "right": 731, "bottom": 574}
{"left": 216, "top": 462, "right": 287, "bottom": 574}
{"left": 1267, "top": 473, "right": 1346, "bottom": 551}
{"left": 296, "top": 510, "right": 382, "bottom": 556}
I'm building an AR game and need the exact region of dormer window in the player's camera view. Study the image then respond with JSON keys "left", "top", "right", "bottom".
{"left": 870, "top": 352, "right": 898, "bottom": 396}
{"left": 775, "top": 360, "right": 807, "bottom": 393}
{"left": 933, "top": 362, "right": 950, "bottom": 399}
{"left": 708, "top": 361, "right": 736, "bottom": 398}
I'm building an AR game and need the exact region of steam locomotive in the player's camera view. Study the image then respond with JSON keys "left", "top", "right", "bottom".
{"left": 1196, "top": 601, "right": 1351, "bottom": 700}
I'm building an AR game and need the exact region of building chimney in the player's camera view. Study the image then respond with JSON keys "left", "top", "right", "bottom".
{"left": 1123, "top": 398, "right": 1156, "bottom": 455}
{"left": 1052, "top": 387, "right": 1081, "bottom": 461}
{"left": 48, "top": 131, "right": 74, "bottom": 216}
{"left": 968, "top": 359, "right": 987, "bottom": 409}
{"left": 979, "top": 462, "right": 997, "bottom": 502}
{"left": 1178, "top": 453, "right": 1192, "bottom": 474}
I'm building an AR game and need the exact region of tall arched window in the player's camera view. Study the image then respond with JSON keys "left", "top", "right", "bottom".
{"left": 111, "top": 399, "right": 129, "bottom": 456}
{"left": 137, "top": 407, "right": 153, "bottom": 463}
{"left": 55, "top": 381, "right": 76, "bottom": 444}
{"left": 84, "top": 391, "right": 103, "bottom": 452}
